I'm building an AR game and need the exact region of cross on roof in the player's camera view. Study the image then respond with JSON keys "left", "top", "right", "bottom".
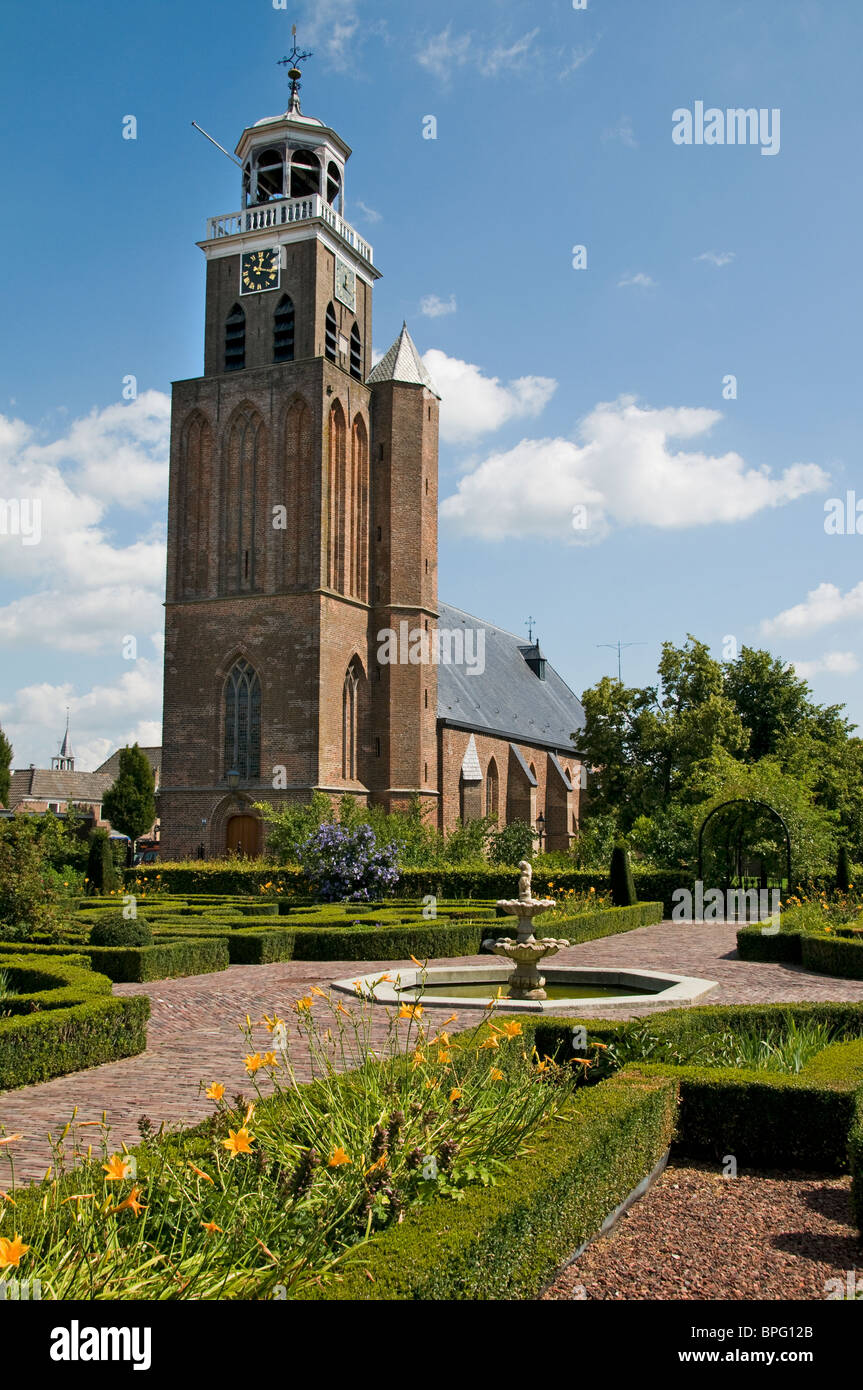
{"left": 278, "top": 25, "right": 313, "bottom": 114}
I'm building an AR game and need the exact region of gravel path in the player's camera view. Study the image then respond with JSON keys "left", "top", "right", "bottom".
{"left": 543, "top": 1163, "right": 863, "bottom": 1301}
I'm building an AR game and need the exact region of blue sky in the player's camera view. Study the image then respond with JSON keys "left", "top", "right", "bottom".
{"left": 1, "top": 0, "right": 862, "bottom": 769}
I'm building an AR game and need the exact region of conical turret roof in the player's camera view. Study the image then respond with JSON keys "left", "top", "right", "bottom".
{"left": 367, "top": 323, "right": 439, "bottom": 395}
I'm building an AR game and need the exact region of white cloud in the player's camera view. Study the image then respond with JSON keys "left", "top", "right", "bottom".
{"left": 416, "top": 25, "right": 539, "bottom": 81}
{"left": 420, "top": 293, "right": 457, "bottom": 319}
{"left": 300, "top": 0, "right": 360, "bottom": 71}
{"left": 422, "top": 349, "right": 557, "bottom": 445}
{"left": 416, "top": 25, "right": 473, "bottom": 80}
{"left": 762, "top": 581, "right": 863, "bottom": 637}
{"left": 696, "top": 251, "right": 736, "bottom": 268}
{"left": 479, "top": 29, "right": 540, "bottom": 77}
{"left": 1, "top": 643, "right": 163, "bottom": 772}
{"left": 354, "top": 200, "right": 381, "bottom": 223}
{"left": 790, "top": 651, "right": 860, "bottom": 681}
{"left": 618, "top": 272, "right": 656, "bottom": 289}
{"left": 603, "top": 116, "right": 638, "bottom": 148}
{"left": 440, "top": 395, "right": 829, "bottom": 541}
{"left": 560, "top": 44, "right": 598, "bottom": 79}
{"left": 0, "top": 393, "right": 169, "bottom": 653}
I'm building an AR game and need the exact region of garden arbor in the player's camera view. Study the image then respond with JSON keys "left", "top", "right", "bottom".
{"left": 697, "top": 798, "right": 792, "bottom": 892}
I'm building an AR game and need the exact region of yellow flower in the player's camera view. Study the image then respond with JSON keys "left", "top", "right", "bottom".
{"left": 398, "top": 1004, "right": 424, "bottom": 1020}
{"left": 478, "top": 1035, "right": 499, "bottom": 1051}
{"left": 0, "top": 1234, "right": 29, "bottom": 1269}
{"left": 501, "top": 1020, "right": 522, "bottom": 1038}
{"left": 410, "top": 955, "right": 426, "bottom": 967}
{"left": 309, "top": 986, "right": 328, "bottom": 997}
{"left": 294, "top": 996, "right": 315, "bottom": 1012}
{"left": 108, "top": 1185, "right": 146, "bottom": 1218}
{"left": 0, "top": 1134, "right": 23, "bottom": 1146}
{"left": 262, "top": 1051, "right": 278, "bottom": 1067}
{"left": 431, "top": 1031, "right": 451, "bottom": 1047}
{"left": 489, "top": 1067, "right": 504, "bottom": 1081}
{"left": 328, "top": 1147, "right": 352, "bottom": 1167}
{"left": 449, "top": 1088, "right": 462, "bottom": 1103}
{"left": 365, "top": 1154, "right": 387, "bottom": 1175}
{"left": 222, "top": 1128, "right": 255, "bottom": 1158}
{"left": 205, "top": 1083, "right": 225, "bottom": 1101}
{"left": 245, "top": 1053, "right": 263, "bottom": 1074}
{"left": 442, "top": 1013, "right": 458, "bottom": 1025}
{"left": 411, "top": 1049, "right": 426, "bottom": 1070}
{"left": 535, "top": 1058, "right": 551, "bottom": 1073}
{"left": 262, "top": 1014, "right": 283, "bottom": 1032}
{"left": 102, "top": 1154, "right": 132, "bottom": 1181}
{"left": 201, "top": 1221, "right": 223, "bottom": 1235}
{"left": 188, "top": 1163, "right": 214, "bottom": 1184}
{"left": 60, "top": 1193, "right": 95, "bottom": 1206}
{"left": 437, "top": 1050, "right": 451, "bottom": 1065}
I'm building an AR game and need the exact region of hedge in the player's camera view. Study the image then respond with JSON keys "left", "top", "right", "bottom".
{"left": 0, "top": 954, "right": 150, "bottom": 1090}
{"left": 301, "top": 1070, "right": 677, "bottom": 1300}
{"left": 801, "top": 933, "right": 863, "bottom": 980}
{"left": 0, "top": 936, "right": 228, "bottom": 984}
{"left": 851, "top": 1089, "right": 863, "bottom": 1230}
{"left": 737, "top": 926, "right": 863, "bottom": 979}
{"left": 127, "top": 863, "right": 683, "bottom": 912}
{"left": 736, "top": 925, "right": 803, "bottom": 964}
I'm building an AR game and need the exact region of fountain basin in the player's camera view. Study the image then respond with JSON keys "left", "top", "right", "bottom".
{"left": 332, "top": 964, "right": 718, "bottom": 1013}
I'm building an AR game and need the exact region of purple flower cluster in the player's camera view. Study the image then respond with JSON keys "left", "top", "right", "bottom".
{"left": 299, "top": 822, "right": 400, "bottom": 903}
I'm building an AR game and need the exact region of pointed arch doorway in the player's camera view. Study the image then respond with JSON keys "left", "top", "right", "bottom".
{"left": 225, "top": 814, "right": 261, "bottom": 858}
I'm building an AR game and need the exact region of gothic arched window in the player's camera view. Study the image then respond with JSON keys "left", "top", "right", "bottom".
{"left": 290, "top": 149, "right": 320, "bottom": 199}
{"left": 223, "top": 659, "right": 261, "bottom": 780}
{"left": 225, "top": 304, "right": 246, "bottom": 372}
{"left": 274, "top": 295, "right": 295, "bottom": 362}
{"left": 349, "top": 322, "right": 362, "bottom": 380}
{"left": 342, "top": 659, "right": 363, "bottom": 780}
{"left": 486, "top": 758, "right": 499, "bottom": 818}
{"left": 324, "top": 303, "right": 337, "bottom": 362}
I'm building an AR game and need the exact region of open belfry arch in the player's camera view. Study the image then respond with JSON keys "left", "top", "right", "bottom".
{"left": 160, "top": 50, "right": 586, "bottom": 858}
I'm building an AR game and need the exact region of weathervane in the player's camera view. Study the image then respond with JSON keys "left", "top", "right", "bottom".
{"left": 278, "top": 25, "right": 313, "bottom": 115}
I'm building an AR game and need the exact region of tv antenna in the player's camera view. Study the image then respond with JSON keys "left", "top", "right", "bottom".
{"left": 597, "top": 640, "right": 646, "bottom": 683}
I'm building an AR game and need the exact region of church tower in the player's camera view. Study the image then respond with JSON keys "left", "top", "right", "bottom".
{"left": 160, "top": 61, "right": 440, "bottom": 857}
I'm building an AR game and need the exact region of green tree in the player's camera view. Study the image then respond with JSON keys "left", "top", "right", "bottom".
{"left": 609, "top": 839, "right": 638, "bottom": 906}
{"left": 0, "top": 723, "right": 12, "bottom": 807}
{"left": 722, "top": 646, "right": 815, "bottom": 761}
{"left": 0, "top": 817, "right": 58, "bottom": 938}
{"left": 86, "top": 827, "right": 119, "bottom": 894}
{"left": 102, "top": 745, "right": 156, "bottom": 846}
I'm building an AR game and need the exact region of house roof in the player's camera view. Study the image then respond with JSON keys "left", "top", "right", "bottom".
{"left": 8, "top": 768, "right": 113, "bottom": 806}
{"left": 436, "top": 602, "right": 585, "bottom": 753}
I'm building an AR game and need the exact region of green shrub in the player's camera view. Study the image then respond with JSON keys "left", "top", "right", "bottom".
{"left": 736, "top": 924, "right": 803, "bottom": 963}
{"left": 89, "top": 913, "right": 153, "bottom": 947}
{"left": 850, "top": 1090, "right": 863, "bottom": 1231}
{"left": 610, "top": 840, "right": 638, "bottom": 907}
{"left": 0, "top": 816, "right": 59, "bottom": 938}
{"left": 837, "top": 843, "right": 852, "bottom": 894}
{"left": 86, "top": 828, "right": 118, "bottom": 895}
{"left": 0, "top": 954, "right": 149, "bottom": 1089}
{"left": 801, "top": 933, "right": 863, "bottom": 980}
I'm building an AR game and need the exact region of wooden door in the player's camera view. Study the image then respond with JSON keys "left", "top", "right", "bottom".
{"left": 225, "top": 814, "right": 260, "bottom": 858}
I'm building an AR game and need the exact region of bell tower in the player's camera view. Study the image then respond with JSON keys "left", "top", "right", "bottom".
{"left": 160, "top": 51, "right": 441, "bottom": 858}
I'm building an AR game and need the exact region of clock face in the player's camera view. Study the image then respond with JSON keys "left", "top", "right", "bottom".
{"left": 240, "top": 248, "right": 280, "bottom": 294}
{"left": 334, "top": 257, "right": 357, "bottom": 312}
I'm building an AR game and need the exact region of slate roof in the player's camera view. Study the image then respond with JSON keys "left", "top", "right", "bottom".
{"left": 95, "top": 747, "right": 161, "bottom": 783}
{"left": 367, "top": 323, "right": 439, "bottom": 394}
{"left": 8, "top": 768, "right": 112, "bottom": 806}
{"left": 436, "top": 602, "right": 585, "bottom": 753}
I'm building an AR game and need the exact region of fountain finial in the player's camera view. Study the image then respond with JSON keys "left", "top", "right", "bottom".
{"left": 517, "top": 859, "right": 532, "bottom": 903}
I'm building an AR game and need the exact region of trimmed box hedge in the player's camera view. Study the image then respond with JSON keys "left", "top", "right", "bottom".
{"left": 0, "top": 954, "right": 149, "bottom": 1090}
{"left": 127, "top": 863, "right": 683, "bottom": 912}
{"left": 301, "top": 1069, "right": 677, "bottom": 1300}
{"left": 737, "top": 925, "right": 863, "bottom": 979}
{"left": 0, "top": 936, "right": 228, "bottom": 983}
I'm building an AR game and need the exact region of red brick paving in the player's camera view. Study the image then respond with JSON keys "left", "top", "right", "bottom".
{"left": 3, "top": 921, "right": 863, "bottom": 1184}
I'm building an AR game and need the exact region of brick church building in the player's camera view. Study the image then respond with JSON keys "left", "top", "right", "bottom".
{"left": 160, "top": 70, "right": 585, "bottom": 860}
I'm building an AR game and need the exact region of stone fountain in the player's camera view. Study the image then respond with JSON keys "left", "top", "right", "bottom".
{"left": 483, "top": 860, "right": 572, "bottom": 1000}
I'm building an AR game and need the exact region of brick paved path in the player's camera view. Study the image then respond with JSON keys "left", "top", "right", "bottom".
{"left": 3, "top": 921, "right": 863, "bottom": 1184}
